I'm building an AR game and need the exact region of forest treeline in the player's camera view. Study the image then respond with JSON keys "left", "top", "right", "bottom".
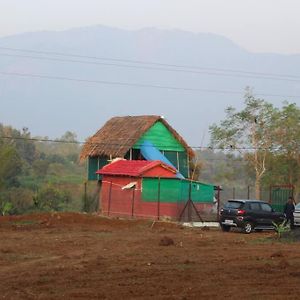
{"left": 0, "top": 97, "right": 299, "bottom": 215}
{"left": 0, "top": 126, "right": 85, "bottom": 215}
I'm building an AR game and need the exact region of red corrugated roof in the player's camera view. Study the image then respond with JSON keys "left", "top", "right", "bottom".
{"left": 96, "top": 159, "right": 176, "bottom": 177}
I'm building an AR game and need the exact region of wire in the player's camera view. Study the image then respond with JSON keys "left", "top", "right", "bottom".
{"left": 1, "top": 71, "right": 299, "bottom": 98}
{"left": 1, "top": 52, "right": 300, "bottom": 83}
{"left": 1, "top": 46, "right": 300, "bottom": 80}
{"left": 0, "top": 135, "right": 278, "bottom": 151}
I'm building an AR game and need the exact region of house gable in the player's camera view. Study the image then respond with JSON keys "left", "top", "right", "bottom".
{"left": 133, "top": 121, "right": 185, "bottom": 152}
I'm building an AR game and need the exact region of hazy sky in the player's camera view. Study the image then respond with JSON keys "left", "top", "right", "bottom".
{"left": 1, "top": 0, "right": 300, "bottom": 54}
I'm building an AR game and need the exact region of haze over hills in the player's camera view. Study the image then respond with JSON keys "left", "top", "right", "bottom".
{"left": 0, "top": 25, "right": 299, "bottom": 145}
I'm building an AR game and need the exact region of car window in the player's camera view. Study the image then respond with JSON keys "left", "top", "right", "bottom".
{"left": 250, "top": 203, "right": 261, "bottom": 211}
{"left": 261, "top": 203, "right": 272, "bottom": 212}
{"left": 224, "top": 201, "right": 244, "bottom": 209}
{"left": 295, "top": 203, "right": 300, "bottom": 210}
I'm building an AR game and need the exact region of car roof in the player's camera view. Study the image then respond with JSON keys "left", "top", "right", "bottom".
{"left": 227, "top": 199, "right": 267, "bottom": 203}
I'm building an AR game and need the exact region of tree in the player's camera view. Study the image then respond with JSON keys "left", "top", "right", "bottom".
{"left": 271, "top": 103, "right": 300, "bottom": 197}
{"left": 0, "top": 124, "right": 37, "bottom": 164}
{"left": 0, "top": 143, "right": 22, "bottom": 189}
{"left": 209, "top": 90, "right": 277, "bottom": 199}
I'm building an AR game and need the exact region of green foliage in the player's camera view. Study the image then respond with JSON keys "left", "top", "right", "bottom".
{"left": 0, "top": 143, "right": 22, "bottom": 189}
{"left": 209, "top": 90, "right": 300, "bottom": 199}
{"left": 210, "top": 90, "right": 277, "bottom": 151}
{"left": 270, "top": 103, "right": 300, "bottom": 195}
{"left": 0, "top": 123, "right": 84, "bottom": 215}
{"left": 0, "top": 200, "right": 13, "bottom": 216}
{"left": 32, "top": 159, "right": 50, "bottom": 177}
{"left": 33, "top": 185, "right": 72, "bottom": 211}
{"left": 82, "top": 194, "right": 98, "bottom": 213}
{"left": 272, "top": 221, "right": 290, "bottom": 239}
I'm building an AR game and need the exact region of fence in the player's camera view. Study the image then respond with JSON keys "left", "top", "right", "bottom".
{"left": 219, "top": 184, "right": 295, "bottom": 212}
{"left": 95, "top": 177, "right": 216, "bottom": 222}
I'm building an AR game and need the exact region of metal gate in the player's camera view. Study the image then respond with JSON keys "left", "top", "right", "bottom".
{"left": 270, "top": 185, "right": 294, "bottom": 212}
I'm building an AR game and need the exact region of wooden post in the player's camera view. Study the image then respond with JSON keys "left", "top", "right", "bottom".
{"left": 217, "top": 186, "right": 221, "bottom": 222}
{"left": 131, "top": 187, "right": 135, "bottom": 218}
{"left": 108, "top": 181, "right": 113, "bottom": 216}
{"left": 84, "top": 181, "right": 87, "bottom": 212}
{"left": 188, "top": 181, "right": 192, "bottom": 222}
{"left": 157, "top": 177, "right": 161, "bottom": 220}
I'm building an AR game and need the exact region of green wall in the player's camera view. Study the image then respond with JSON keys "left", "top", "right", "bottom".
{"left": 142, "top": 178, "right": 214, "bottom": 203}
{"left": 87, "top": 157, "right": 108, "bottom": 180}
{"left": 134, "top": 122, "right": 189, "bottom": 177}
{"left": 133, "top": 122, "right": 185, "bottom": 151}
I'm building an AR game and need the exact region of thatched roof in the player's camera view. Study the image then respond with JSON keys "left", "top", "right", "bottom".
{"left": 80, "top": 115, "right": 194, "bottom": 161}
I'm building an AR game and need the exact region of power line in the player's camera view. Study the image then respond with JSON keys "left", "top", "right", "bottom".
{"left": 0, "top": 135, "right": 278, "bottom": 151}
{"left": 1, "top": 46, "right": 300, "bottom": 80}
{"left": 1, "top": 71, "right": 299, "bottom": 98}
{"left": 1, "top": 52, "right": 300, "bottom": 83}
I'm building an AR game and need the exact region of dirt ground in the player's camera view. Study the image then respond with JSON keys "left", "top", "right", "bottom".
{"left": 1, "top": 213, "right": 300, "bottom": 300}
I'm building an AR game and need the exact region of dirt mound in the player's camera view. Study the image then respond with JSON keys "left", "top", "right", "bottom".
{"left": 278, "top": 259, "right": 290, "bottom": 269}
{"left": 270, "top": 251, "right": 284, "bottom": 258}
{"left": 0, "top": 212, "right": 152, "bottom": 230}
{"left": 159, "top": 236, "right": 174, "bottom": 246}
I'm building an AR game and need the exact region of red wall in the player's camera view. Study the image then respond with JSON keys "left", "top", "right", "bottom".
{"left": 100, "top": 175, "right": 184, "bottom": 220}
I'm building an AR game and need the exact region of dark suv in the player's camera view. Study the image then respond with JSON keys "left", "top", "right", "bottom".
{"left": 219, "top": 199, "right": 285, "bottom": 233}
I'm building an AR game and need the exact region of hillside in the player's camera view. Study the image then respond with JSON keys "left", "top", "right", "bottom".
{"left": 0, "top": 25, "right": 300, "bottom": 144}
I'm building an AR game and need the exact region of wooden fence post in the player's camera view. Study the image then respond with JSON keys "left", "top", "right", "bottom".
{"left": 157, "top": 177, "right": 161, "bottom": 220}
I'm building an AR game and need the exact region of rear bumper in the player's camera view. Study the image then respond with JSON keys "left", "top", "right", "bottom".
{"left": 220, "top": 217, "right": 245, "bottom": 227}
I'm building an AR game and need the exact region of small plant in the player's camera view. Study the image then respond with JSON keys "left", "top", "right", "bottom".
{"left": 272, "top": 221, "right": 290, "bottom": 239}
{"left": 0, "top": 201, "right": 13, "bottom": 216}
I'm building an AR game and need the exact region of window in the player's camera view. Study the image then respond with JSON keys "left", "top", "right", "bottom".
{"left": 224, "top": 201, "right": 244, "bottom": 209}
{"left": 261, "top": 203, "right": 272, "bottom": 212}
{"left": 250, "top": 203, "right": 261, "bottom": 211}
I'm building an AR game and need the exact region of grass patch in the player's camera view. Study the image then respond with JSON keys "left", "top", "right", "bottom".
{"left": 6, "top": 219, "right": 41, "bottom": 227}
{"left": 251, "top": 230, "right": 300, "bottom": 244}
{"left": 249, "top": 236, "right": 276, "bottom": 245}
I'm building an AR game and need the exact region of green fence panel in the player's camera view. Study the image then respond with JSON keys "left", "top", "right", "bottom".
{"left": 142, "top": 178, "right": 214, "bottom": 203}
{"left": 191, "top": 181, "right": 214, "bottom": 203}
{"left": 142, "top": 178, "right": 181, "bottom": 203}
{"left": 270, "top": 187, "right": 294, "bottom": 212}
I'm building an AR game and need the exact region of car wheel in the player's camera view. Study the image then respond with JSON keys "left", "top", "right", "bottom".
{"left": 243, "top": 222, "right": 253, "bottom": 234}
{"left": 221, "top": 224, "right": 231, "bottom": 232}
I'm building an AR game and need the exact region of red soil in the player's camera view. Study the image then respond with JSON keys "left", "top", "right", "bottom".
{"left": 1, "top": 212, "right": 300, "bottom": 299}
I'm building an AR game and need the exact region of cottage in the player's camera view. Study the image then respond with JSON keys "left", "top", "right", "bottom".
{"left": 80, "top": 115, "right": 194, "bottom": 180}
{"left": 80, "top": 115, "right": 216, "bottom": 220}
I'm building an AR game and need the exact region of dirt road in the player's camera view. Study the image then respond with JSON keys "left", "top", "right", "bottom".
{"left": 1, "top": 212, "right": 300, "bottom": 299}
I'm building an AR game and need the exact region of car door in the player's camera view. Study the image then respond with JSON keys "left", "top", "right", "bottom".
{"left": 259, "top": 203, "right": 275, "bottom": 225}
{"left": 249, "top": 202, "right": 264, "bottom": 225}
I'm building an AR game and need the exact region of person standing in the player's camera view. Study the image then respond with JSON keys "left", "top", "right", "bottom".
{"left": 284, "top": 196, "right": 295, "bottom": 229}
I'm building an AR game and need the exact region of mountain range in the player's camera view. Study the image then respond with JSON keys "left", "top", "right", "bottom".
{"left": 0, "top": 25, "right": 299, "bottom": 145}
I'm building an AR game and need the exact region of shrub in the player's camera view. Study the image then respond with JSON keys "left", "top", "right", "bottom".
{"left": 272, "top": 221, "right": 290, "bottom": 239}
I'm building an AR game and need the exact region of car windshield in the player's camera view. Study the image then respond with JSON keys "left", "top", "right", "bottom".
{"left": 224, "top": 201, "right": 244, "bottom": 209}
